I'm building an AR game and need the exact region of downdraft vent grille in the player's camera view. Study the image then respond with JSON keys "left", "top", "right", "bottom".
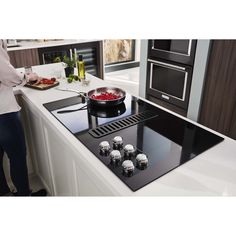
{"left": 89, "top": 110, "right": 158, "bottom": 138}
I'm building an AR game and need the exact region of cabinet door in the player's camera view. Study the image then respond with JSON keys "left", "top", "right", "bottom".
{"left": 8, "top": 49, "right": 40, "bottom": 68}
{"left": 27, "top": 112, "right": 53, "bottom": 192}
{"left": 22, "top": 98, "right": 54, "bottom": 195}
{"left": 76, "top": 165, "right": 104, "bottom": 196}
{"left": 43, "top": 124, "right": 79, "bottom": 196}
{"left": 199, "top": 40, "right": 236, "bottom": 139}
{"left": 76, "top": 164, "right": 114, "bottom": 196}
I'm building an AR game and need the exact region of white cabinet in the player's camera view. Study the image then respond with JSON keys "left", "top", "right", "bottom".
{"left": 43, "top": 124, "right": 78, "bottom": 196}
{"left": 19, "top": 95, "right": 117, "bottom": 196}
{"left": 76, "top": 164, "right": 109, "bottom": 196}
{"left": 27, "top": 111, "right": 54, "bottom": 193}
{"left": 20, "top": 96, "right": 54, "bottom": 195}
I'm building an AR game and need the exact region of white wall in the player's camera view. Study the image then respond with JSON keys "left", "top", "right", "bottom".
{"left": 187, "top": 40, "right": 211, "bottom": 121}
{"left": 138, "top": 39, "right": 148, "bottom": 98}
{"left": 134, "top": 39, "right": 141, "bottom": 61}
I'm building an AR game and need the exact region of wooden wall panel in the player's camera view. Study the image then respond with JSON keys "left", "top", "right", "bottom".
{"left": 199, "top": 40, "right": 236, "bottom": 139}
{"left": 8, "top": 48, "right": 40, "bottom": 68}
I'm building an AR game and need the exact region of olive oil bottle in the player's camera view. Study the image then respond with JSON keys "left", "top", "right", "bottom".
{"left": 77, "top": 54, "right": 85, "bottom": 80}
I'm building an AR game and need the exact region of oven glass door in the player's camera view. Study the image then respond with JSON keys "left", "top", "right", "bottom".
{"left": 147, "top": 59, "right": 193, "bottom": 110}
{"left": 148, "top": 40, "right": 196, "bottom": 65}
{"left": 152, "top": 40, "right": 192, "bottom": 56}
{"left": 149, "top": 60, "right": 188, "bottom": 101}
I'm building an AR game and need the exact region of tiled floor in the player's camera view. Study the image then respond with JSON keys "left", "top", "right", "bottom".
{"left": 27, "top": 67, "right": 140, "bottom": 194}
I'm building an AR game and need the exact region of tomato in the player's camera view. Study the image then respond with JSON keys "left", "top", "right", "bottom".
{"left": 40, "top": 78, "right": 55, "bottom": 85}
{"left": 91, "top": 92, "right": 121, "bottom": 100}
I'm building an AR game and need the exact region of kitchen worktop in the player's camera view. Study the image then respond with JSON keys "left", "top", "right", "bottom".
{"left": 14, "top": 63, "right": 236, "bottom": 196}
{"left": 7, "top": 39, "right": 99, "bottom": 51}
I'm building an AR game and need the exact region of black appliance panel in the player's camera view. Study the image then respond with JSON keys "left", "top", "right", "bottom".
{"left": 153, "top": 40, "right": 191, "bottom": 55}
{"left": 148, "top": 39, "right": 197, "bottom": 65}
{"left": 43, "top": 94, "right": 224, "bottom": 192}
{"left": 77, "top": 115, "right": 223, "bottom": 191}
{"left": 146, "top": 59, "right": 193, "bottom": 110}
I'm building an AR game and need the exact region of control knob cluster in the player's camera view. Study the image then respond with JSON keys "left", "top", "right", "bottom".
{"left": 99, "top": 136, "right": 149, "bottom": 177}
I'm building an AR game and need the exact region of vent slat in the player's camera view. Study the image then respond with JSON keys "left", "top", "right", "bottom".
{"left": 89, "top": 110, "right": 158, "bottom": 138}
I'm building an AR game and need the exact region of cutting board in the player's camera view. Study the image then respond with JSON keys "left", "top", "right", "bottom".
{"left": 25, "top": 81, "right": 60, "bottom": 90}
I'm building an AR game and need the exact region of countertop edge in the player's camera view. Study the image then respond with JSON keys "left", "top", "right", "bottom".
{"left": 7, "top": 39, "right": 101, "bottom": 51}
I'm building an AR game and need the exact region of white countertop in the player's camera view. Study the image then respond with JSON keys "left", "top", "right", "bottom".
{"left": 7, "top": 39, "right": 100, "bottom": 51}
{"left": 15, "top": 63, "right": 236, "bottom": 196}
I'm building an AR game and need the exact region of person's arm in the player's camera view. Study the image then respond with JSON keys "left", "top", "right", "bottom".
{"left": 0, "top": 45, "right": 27, "bottom": 87}
{"left": 0, "top": 45, "right": 40, "bottom": 87}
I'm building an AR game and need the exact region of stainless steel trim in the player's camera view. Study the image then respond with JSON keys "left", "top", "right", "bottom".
{"left": 69, "top": 48, "right": 73, "bottom": 60}
{"left": 42, "top": 53, "right": 46, "bottom": 64}
{"left": 151, "top": 40, "right": 192, "bottom": 57}
{"left": 148, "top": 59, "right": 186, "bottom": 71}
{"left": 162, "top": 94, "right": 170, "bottom": 100}
{"left": 149, "top": 61, "right": 188, "bottom": 101}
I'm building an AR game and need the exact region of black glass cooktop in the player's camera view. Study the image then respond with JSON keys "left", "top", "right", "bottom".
{"left": 43, "top": 94, "right": 224, "bottom": 191}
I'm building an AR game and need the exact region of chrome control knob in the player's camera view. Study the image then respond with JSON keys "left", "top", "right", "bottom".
{"left": 136, "top": 153, "right": 148, "bottom": 169}
{"left": 122, "top": 160, "right": 135, "bottom": 176}
{"left": 112, "top": 136, "right": 123, "bottom": 149}
{"left": 110, "top": 150, "right": 122, "bottom": 163}
{"left": 99, "top": 141, "right": 110, "bottom": 155}
{"left": 124, "top": 144, "right": 136, "bottom": 158}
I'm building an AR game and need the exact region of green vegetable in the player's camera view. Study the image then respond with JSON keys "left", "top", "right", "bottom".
{"left": 67, "top": 74, "right": 80, "bottom": 83}
{"left": 73, "top": 75, "right": 80, "bottom": 81}
{"left": 67, "top": 77, "right": 73, "bottom": 83}
{"left": 68, "top": 74, "right": 74, "bottom": 79}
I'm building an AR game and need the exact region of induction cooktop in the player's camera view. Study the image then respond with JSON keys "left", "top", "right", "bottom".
{"left": 43, "top": 93, "right": 224, "bottom": 191}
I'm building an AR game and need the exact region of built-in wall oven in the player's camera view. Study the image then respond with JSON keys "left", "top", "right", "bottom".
{"left": 148, "top": 40, "right": 197, "bottom": 65}
{"left": 146, "top": 40, "right": 197, "bottom": 111}
{"left": 147, "top": 59, "right": 193, "bottom": 109}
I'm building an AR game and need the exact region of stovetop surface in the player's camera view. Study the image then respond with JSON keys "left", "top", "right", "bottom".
{"left": 44, "top": 93, "right": 224, "bottom": 191}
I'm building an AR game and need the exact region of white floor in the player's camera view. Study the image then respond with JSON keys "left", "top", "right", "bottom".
{"left": 104, "top": 67, "right": 140, "bottom": 96}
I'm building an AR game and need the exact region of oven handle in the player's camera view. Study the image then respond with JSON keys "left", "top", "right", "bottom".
{"left": 148, "top": 59, "right": 186, "bottom": 71}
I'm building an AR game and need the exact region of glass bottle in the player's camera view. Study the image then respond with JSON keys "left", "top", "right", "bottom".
{"left": 77, "top": 54, "right": 85, "bottom": 81}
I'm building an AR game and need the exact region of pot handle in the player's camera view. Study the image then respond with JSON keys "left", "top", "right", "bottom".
{"left": 55, "top": 88, "right": 88, "bottom": 98}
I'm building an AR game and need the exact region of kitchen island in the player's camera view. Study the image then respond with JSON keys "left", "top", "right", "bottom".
{"left": 13, "top": 63, "right": 236, "bottom": 196}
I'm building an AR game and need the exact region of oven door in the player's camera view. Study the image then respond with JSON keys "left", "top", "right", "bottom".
{"left": 148, "top": 40, "right": 197, "bottom": 65}
{"left": 146, "top": 59, "right": 193, "bottom": 110}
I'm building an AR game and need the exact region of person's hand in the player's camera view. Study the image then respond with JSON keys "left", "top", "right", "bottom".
{"left": 26, "top": 72, "right": 41, "bottom": 84}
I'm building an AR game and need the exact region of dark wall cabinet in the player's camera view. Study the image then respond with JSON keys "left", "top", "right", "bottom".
{"left": 199, "top": 40, "right": 236, "bottom": 140}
